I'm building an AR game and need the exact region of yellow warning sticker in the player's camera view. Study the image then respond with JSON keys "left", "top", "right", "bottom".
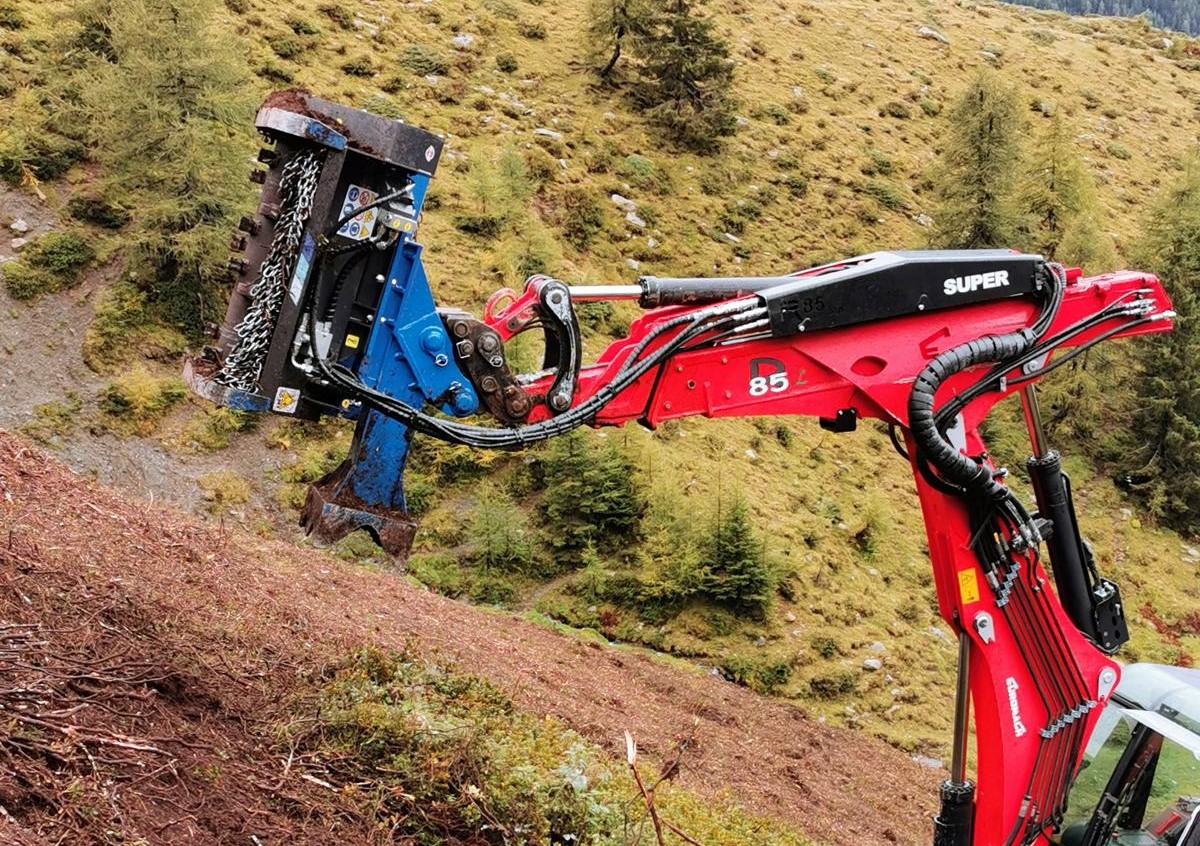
{"left": 958, "top": 568, "right": 980, "bottom": 606}
{"left": 345, "top": 334, "right": 360, "bottom": 350}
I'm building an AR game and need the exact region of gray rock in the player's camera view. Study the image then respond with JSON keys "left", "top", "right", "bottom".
{"left": 784, "top": 611, "right": 796, "bottom": 623}
{"left": 753, "top": 636, "right": 767, "bottom": 647}
{"left": 625, "top": 210, "right": 646, "bottom": 229}
{"left": 451, "top": 33, "right": 475, "bottom": 50}
{"left": 863, "top": 658, "right": 883, "bottom": 671}
{"left": 912, "top": 754, "right": 944, "bottom": 770}
{"left": 8, "top": 219, "right": 29, "bottom": 234}
{"left": 723, "top": 232, "right": 742, "bottom": 244}
{"left": 646, "top": 237, "right": 659, "bottom": 249}
{"left": 868, "top": 641, "right": 886, "bottom": 654}
{"left": 625, "top": 258, "right": 641, "bottom": 271}
{"left": 915, "top": 213, "right": 934, "bottom": 228}
{"left": 558, "top": 159, "right": 568, "bottom": 170}
{"left": 611, "top": 193, "right": 637, "bottom": 212}
{"left": 10, "top": 238, "right": 28, "bottom": 252}
{"left": 533, "top": 127, "right": 562, "bottom": 140}
{"left": 424, "top": 74, "right": 440, "bottom": 86}
{"left": 1157, "top": 37, "right": 1174, "bottom": 51}
{"left": 917, "top": 25, "right": 950, "bottom": 44}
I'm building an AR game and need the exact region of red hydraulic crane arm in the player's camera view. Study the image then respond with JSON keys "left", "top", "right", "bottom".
{"left": 494, "top": 267, "right": 1171, "bottom": 846}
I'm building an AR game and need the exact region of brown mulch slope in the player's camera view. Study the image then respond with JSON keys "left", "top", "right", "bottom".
{"left": 0, "top": 432, "right": 939, "bottom": 845}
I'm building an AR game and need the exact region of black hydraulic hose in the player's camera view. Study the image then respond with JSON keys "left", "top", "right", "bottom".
{"left": 908, "top": 330, "right": 1036, "bottom": 498}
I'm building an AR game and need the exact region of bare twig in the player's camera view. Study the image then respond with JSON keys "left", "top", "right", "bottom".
{"left": 625, "top": 730, "right": 705, "bottom": 846}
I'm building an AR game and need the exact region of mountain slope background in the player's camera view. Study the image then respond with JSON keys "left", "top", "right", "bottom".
{"left": 996, "top": 0, "right": 1200, "bottom": 35}
{"left": 0, "top": 0, "right": 1198, "bottom": 774}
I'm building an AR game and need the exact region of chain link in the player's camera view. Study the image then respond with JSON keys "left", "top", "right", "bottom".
{"left": 215, "top": 148, "right": 325, "bottom": 392}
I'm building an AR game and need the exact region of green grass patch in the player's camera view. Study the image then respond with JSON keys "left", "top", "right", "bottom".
{"left": 2, "top": 231, "right": 95, "bottom": 301}
{"left": 17, "top": 393, "right": 82, "bottom": 446}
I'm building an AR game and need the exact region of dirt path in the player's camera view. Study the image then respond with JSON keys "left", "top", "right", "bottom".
{"left": 0, "top": 185, "right": 297, "bottom": 521}
{"left": 0, "top": 431, "right": 939, "bottom": 846}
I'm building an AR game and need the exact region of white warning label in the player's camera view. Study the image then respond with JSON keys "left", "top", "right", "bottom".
{"left": 273, "top": 387, "right": 302, "bottom": 414}
{"left": 337, "top": 184, "right": 379, "bottom": 241}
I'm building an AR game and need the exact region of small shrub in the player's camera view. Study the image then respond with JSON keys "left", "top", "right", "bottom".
{"left": 175, "top": 407, "right": 257, "bottom": 452}
{"left": 67, "top": 195, "right": 129, "bottom": 229}
{"left": 399, "top": 44, "right": 449, "bottom": 76}
{"left": 919, "top": 98, "right": 942, "bottom": 117}
{"left": 197, "top": 470, "right": 251, "bottom": 513}
{"left": 862, "top": 180, "right": 904, "bottom": 211}
{"left": 720, "top": 655, "right": 793, "bottom": 693}
{"left": 17, "top": 394, "right": 82, "bottom": 445}
{"left": 784, "top": 174, "right": 809, "bottom": 198}
{"left": 318, "top": 3, "right": 353, "bottom": 29}
{"left": 0, "top": 4, "right": 25, "bottom": 29}
{"left": 257, "top": 61, "right": 294, "bottom": 84}
{"left": 99, "top": 366, "right": 187, "bottom": 436}
{"left": 809, "top": 670, "right": 859, "bottom": 699}
{"left": 1107, "top": 141, "right": 1132, "bottom": 160}
{"left": 811, "top": 635, "right": 841, "bottom": 659}
{"left": 1, "top": 260, "right": 52, "bottom": 301}
{"left": 266, "top": 33, "right": 303, "bottom": 60}
{"left": 517, "top": 19, "right": 547, "bottom": 39}
{"left": 341, "top": 56, "right": 376, "bottom": 77}
{"left": 223, "top": 0, "right": 247, "bottom": 12}
{"left": 407, "top": 552, "right": 468, "bottom": 596}
{"left": 882, "top": 101, "right": 912, "bottom": 119}
{"left": 751, "top": 102, "right": 791, "bottom": 125}
{"left": 618, "top": 153, "right": 669, "bottom": 192}
{"left": 495, "top": 52, "right": 518, "bottom": 73}
{"left": 27, "top": 231, "right": 95, "bottom": 274}
{"left": 862, "top": 150, "right": 894, "bottom": 176}
{"left": 558, "top": 186, "right": 606, "bottom": 250}
{"left": 285, "top": 15, "right": 320, "bottom": 35}
{"left": 2, "top": 231, "right": 95, "bottom": 300}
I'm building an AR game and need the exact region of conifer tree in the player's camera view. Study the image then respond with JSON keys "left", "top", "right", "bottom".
{"left": 585, "top": 0, "right": 656, "bottom": 79}
{"left": 1122, "top": 159, "right": 1200, "bottom": 530}
{"left": 74, "top": 0, "right": 254, "bottom": 334}
{"left": 1018, "top": 113, "right": 1116, "bottom": 270}
{"left": 701, "top": 498, "right": 775, "bottom": 619}
{"left": 541, "top": 432, "right": 646, "bottom": 557}
{"left": 631, "top": 0, "right": 737, "bottom": 153}
{"left": 932, "top": 72, "right": 1026, "bottom": 249}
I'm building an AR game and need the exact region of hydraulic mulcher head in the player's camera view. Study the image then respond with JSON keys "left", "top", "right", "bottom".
{"left": 184, "top": 92, "right": 475, "bottom": 558}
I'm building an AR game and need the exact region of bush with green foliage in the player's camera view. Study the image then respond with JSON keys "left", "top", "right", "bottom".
{"left": 99, "top": 365, "right": 187, "bottom": 436}
{"left": 541, "top": 432, "right": 646, "bottom": 558}
{"left": 67, "top": 194, "right": 129, "bottom": 229}
{"left": 399, "top": 44, "right": 450, "bottom": 76}
{"left": 557, "top": 186, "right": 608, "bottom": 249}
{"left": 1, "top": 231, "right": 95, "bottom": 301}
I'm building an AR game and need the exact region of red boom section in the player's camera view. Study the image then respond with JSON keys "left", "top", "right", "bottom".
{"left": 507, "top": 270, "right": 1171, "bottom": 845}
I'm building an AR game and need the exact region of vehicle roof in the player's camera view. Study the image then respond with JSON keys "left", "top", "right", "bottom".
{"left": 1118, "top": 663, "right": 1200, "bottom": 733}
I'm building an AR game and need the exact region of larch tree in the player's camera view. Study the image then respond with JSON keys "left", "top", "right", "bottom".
{"left": 74, "top": 0, "right": 255, "bottom": 335}
{"left": 1018, "top": 112, "right": 1116, "bottom": 271}
{"left": 931, "top": 71, "right": 1026, "bottom": 249}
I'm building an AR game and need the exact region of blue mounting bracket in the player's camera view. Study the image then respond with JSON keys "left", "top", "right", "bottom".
{"left": 301, "top": 190, "right": 477, "bottom": 558}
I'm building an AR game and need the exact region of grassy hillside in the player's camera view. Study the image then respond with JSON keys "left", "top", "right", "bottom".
{"left": 1, "top": 0, "right": 1198, "bottom": 764}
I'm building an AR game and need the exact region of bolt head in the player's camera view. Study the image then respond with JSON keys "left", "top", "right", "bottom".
{"left": 550, "top": 394, "right": 569, "bottom": 410}
{"left": 434, "top": 353, "right": 449, "bottom": 367}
